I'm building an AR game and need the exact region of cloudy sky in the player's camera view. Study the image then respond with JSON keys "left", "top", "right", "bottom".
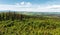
{"left": 0, "top": 0, "right": 60, "bottom": 12}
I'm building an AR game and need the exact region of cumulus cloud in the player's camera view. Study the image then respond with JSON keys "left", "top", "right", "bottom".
{"left": 0, "top": 2, "right": 60, "bottom": 12}
{"left": 15, "top": 2, "right": 32, "bottom": 7}
{"left": 20, "top": 2, "right": 25, "bottom": 5}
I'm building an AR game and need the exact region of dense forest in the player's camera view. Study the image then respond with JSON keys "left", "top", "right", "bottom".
{"left": 0, "top": 12, "right": 60, "bottom": 35}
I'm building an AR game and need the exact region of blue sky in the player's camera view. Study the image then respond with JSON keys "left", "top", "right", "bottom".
{"left": 0, "top": 0, "right": 60, "bottom": 12}
{"left": 0, "top": 0, "right": 60, "bottom": 5}
{"left": 0, "top": 0, "right": 50, "bottom": 4}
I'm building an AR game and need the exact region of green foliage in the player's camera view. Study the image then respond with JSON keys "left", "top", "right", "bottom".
{"left": 0, "top": 12, "right": 60, "bottom": 35}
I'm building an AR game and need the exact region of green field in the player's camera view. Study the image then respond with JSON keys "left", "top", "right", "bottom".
{"left": 0, "top": 12, "right": 60, "bottom": 35}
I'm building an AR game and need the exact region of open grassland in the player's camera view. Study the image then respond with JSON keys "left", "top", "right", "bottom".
{"left": 0, "top": 12, "right": 60, "bottom": 35}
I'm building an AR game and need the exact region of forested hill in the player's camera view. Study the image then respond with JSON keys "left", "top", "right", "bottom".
{"left": 0, "top": 12, "right": 60, "bottom": 21}
{"left": 0, "top": 12, "right": 60, "bottom": 35}
{"left": 0, "top": 12, "right": 40, "bottom": 21}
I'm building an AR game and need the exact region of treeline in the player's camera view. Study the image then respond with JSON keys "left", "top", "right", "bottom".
{"left": 0, "top": 12, "right": 59, "bottom": 21}
{"left": 0, "top": 12, "right": 25, "bottom": 21}
{"left": 0, "top": 12, "right": 40, "bottom": 21}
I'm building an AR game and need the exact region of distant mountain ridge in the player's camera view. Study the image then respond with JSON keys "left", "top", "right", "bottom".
{"left": 0, "top": 11, "right": 60, "bottom": 16}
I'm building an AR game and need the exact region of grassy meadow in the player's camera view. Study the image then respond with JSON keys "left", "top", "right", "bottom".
{"left": 0, "top": 12, "right": 60, "bottom": 35}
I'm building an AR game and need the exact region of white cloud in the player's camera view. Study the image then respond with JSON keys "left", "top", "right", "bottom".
{"left": 20, "top": 2, "right": 25, "bottom": 5}
{"left": 0, "top": 2, "right": 60, "bottom": 12}
{"left": 15, "top": 2, "right": 32, "bottom": 7}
